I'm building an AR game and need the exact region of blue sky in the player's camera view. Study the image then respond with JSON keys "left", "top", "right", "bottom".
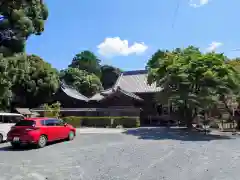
{"left": 26, "top": 0, "right": 240, "bottom": 71}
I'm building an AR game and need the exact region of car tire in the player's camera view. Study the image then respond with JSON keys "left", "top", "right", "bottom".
{"left": 0, "top": 133, "right": 3, "bottom": 143}
{"left": 37, "top": 135, "right": 47, "bottom": 148}
{"left": 68, "top": 131, "right": 75, "bottom": 141}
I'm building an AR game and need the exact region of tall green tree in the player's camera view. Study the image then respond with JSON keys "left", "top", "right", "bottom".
{"left": 226, "top": 58, "right": 240, "bottom": 72}
{"left": 0, "top": 0, "right": 48, "bottom": 55}
{"left": 0, "top": 54, "right": 12, "bottom": 110}
{"left": 60, "top": 67, "right": 103, "bottom": 97}
{"left": 69, "top": 51, "right": 102, "bottom": 77}
{"left": 147, "top": 46, "right": 240, "bottom": 128}
{"left": 101, "top": 65, "right": 121, "bottom": 89}
{"left": 224, "top": 58, "right": 240, "bottom": 129}
{"left": 9, "top": 54, "right": 59, "bottom": 108}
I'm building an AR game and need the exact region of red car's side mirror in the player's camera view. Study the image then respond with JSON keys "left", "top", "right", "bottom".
{"left": 64, "top": 123, "right": 67, "bottom": 126}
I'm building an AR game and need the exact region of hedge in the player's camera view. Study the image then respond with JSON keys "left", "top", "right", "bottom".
{"left": 62, "top": 116, "right": 140, "bottom": 128}
{"left": 62, "top": 116, "right": 81, "bottom": 128}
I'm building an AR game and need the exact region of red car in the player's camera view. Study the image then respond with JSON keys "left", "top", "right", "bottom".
{"left": 7, "top": 117, "right": 76, "bottom": 148}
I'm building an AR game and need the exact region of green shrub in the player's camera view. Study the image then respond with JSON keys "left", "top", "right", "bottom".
{"left": 43, "top": 101, "right": 61, "bottom": 118}
{"left": 62, "top": 116, "right": 81, "bottom": 128}
{"left": 62, "top": 116, "right": 140, "bottom": 128}
{"left": 136, "top": 118, "right": 140, "bottom": 127}
{"left": 113, "top": 117, "right": 140, "bottom": 128}
{"left": 82, "top": 117, "right": 111, "bottom": 127}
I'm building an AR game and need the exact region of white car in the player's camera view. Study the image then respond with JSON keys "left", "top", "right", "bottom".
{"left": 0, "top": 113, "right": 24, "bottom": 143}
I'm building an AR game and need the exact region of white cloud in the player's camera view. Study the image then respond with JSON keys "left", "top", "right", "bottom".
{"left": 189, "top": 0, "right": 210, "bottom": 8}
{"left": 206, "top": 41, "right": 223, "bottom": 52}
{"left": 232, "top": 48, "right": 240, "bottom": 52}
{"left": 97, "top": 37, "right": 148, "bottom": 57}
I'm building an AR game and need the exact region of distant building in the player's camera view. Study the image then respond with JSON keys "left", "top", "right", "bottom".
{"left": 31, "top": 70, "right": 171, "bottom": 126}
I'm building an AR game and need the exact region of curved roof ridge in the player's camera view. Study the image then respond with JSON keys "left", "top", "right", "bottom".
{"left": 117, "top": 87, "right": 143, "bottom": 101}
{"left": 99, "top": 88, "right": 114, "bottom": 94}
{"left": 113, "top": 73, "right": 123, "bottom": 89}
{"left": 60, "top": 82, "right": 89, "bottom": 102}
{"left": 89, "top": 88, "right": 115, "bottom": 101}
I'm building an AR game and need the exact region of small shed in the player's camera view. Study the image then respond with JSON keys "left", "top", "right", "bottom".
{"left": 15, "top": 108, "right": 33, "bottom": 117}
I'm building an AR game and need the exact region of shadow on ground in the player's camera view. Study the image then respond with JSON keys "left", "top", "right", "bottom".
{"left": 123, "top": 127, "right": 234, "bottom": 141}
{"left": 0, "top": 139, "right": 66, "bottom": 151}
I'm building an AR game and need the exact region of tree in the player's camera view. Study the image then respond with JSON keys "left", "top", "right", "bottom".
{"left": 147, "top": 46, "right": 240, "bottom": 128}
{"left": 60, "top": 67, "right": 103, "bottom": 97}
{"left": 226, "top": 58, "right": 240, "bottom": 72}
{"left": 0, "top": 54, "right": 12, "bottom": 110}
{"left": 69, "top": 51, "right": 101, "bottom": 77}
{"left": 0, "top": 0, "right": 48, "bottom": 54}
{"left": 101, "top": 65, "right": 121, "bottom": 89}
{"left": 9, "top": 54, "right": 60, "bottom": 108}
{"left": 43, "top": 101, "right": 61, "bottom": 118}
{"left": 224, "top": 58, "right": 240, "bottom": 129}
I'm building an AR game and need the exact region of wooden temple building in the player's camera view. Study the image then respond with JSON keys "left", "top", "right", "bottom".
{"left": 31, "top": 70, "right": 170, "bottom": 126}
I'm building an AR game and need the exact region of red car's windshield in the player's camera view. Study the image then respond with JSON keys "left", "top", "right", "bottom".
{"left": 15, "top": 120, "right": 36, "bottom": 126}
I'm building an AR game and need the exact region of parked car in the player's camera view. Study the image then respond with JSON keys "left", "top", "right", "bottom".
{"left": 0, "top": 113, "right": 24, "bottom": 143}
{"left": 7, "top": 117, "right": 76, "bottom": 148}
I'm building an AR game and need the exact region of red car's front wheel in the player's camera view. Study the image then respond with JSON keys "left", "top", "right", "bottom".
{"left": 68, "top": 131, "right": 75, "bottom": 141}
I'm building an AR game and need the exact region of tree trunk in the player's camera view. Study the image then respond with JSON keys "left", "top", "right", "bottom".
{"left": 234, "top": 110, "right": 240, "bottom": 130}
{"left": 186, "top": 119, "right": 193, "bottom": 129}
{"left": 185, "top": 108, "right": 194, "bottom": 129}
{"left": 236, "top": 119, "right": 240, "bottom": 130}
{"left": 223, "top": 100, "right": 233, "bottom": 116}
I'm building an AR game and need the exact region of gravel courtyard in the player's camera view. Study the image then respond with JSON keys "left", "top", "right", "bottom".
{"left": 0, "top": 127, "right": 240, "bottom": 180}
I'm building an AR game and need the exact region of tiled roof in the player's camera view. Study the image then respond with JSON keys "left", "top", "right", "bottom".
{"left": 60, "top": 82, "right": 89, "bottom": 102}
{"left": 114, "top": 70, "right": 163, "bottom": 93}
{"left": 59, "top": 82, "right": 142, "bottom": 102}
{"left": 88, "top": 92, "right": 105, "bottom": 101}
{"left": 88, "top": 88, "right": 114, "bottom": 101}
{"left": 118, "top": 88, "right": 143, "bottom": 101}
{"left": 59, "top": 69, "right": 161, "bottom": 103}
{"left": 88, "top": 87, "right": 143, "bottom": 101}
{"left": 100, "top": 88, "right": 114, "bottom": 95}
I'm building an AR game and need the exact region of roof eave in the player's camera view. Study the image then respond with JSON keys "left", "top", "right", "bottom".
{"left": 60, "top": 86, "right": 89, "bottom": 102}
